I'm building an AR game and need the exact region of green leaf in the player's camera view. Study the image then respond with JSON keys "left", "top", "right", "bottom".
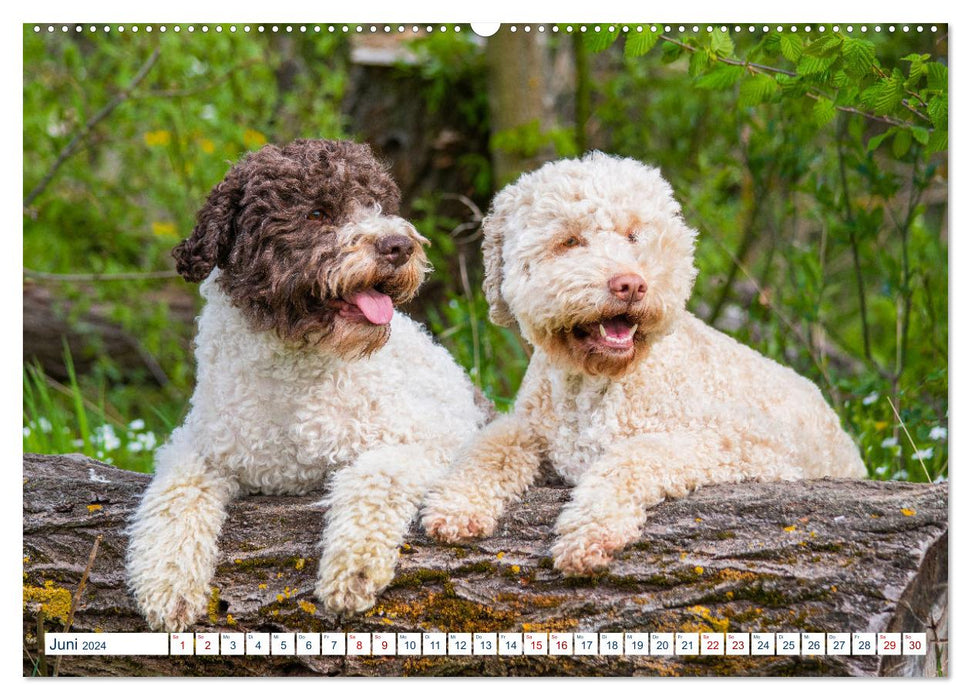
{"left": 861, "top": 76, "right": 904, "bottom": 115}
{"left": 892, "top": 127, "right": 913, "bottom": 158}
{"left": 926, "top": 62, "right": 948, "bottom": 92}
{"left": 688, "top": 48, "right": 712, "bottom": 77}
{"left": 812, "top": 97, "right": 837, "bottom": 127}
{"left": 582, "top": 26, "right": 621, "bottom": 53}
{"left": 779, "top": 34, "right": 803, "bottom": 62}
{"left": 709, "top": 29, "right": 734, "bottom": 58}
{"left": 841, "top": 37, "right": 876, "bottom": 76}
{"left": 927, "top": 95, "right": 948, "bottom": 129}
{"left": 694, "top": 63, "right": 745, "bottom": 90}
{"left": 660, "top": 40, "right": 684, "bottom": 64}
{"left": 739, "top": 74, "right": 780, "bottom": 108}
{"left": 804, "top": 33, "right": 843, "bottom": 57}
{"left": 867, "top": 128, "right": 894, "bottom": 153}
{"left": 927, "top": 128, "right": 948, "bottom": 153}
{"left": 624, "top": 28, "right": 660, "bottom": 57}
{"left": 911, "top": 126, "right": 930, "bottom": 145}
{"left": 797, "top": 53, "right": 839, "bottom": 76}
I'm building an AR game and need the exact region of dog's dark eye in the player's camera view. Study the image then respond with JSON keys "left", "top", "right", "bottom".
{"left": 563, "top": 236, "right": 580, "bottom": 248}
{"left": 627, "top": 231, "right": 638, "bottom": 243}
{"left": 307, "top": 209, "right": 329, "bottom": 222}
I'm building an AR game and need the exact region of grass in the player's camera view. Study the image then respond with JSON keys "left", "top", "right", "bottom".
{"left": 22, "top": 348, "right": 175, "bottom": 473}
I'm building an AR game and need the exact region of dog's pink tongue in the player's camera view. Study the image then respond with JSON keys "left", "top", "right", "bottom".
{"left": 349, "top": 289, "right": 394, "bottom": 325}
{"left": 602, "top": 317, "right": 633, "bottom": 336}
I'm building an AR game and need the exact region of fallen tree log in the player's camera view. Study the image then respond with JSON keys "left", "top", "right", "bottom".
{"left": 23, "top": 452, "right": 947, "bottom": 677}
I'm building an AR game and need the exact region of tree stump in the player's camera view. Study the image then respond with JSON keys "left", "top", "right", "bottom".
{"left": 23, "top": 453, "right": 947, "bottom": 677}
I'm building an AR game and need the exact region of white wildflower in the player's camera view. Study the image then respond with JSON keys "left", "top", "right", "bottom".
{"left": 929, "top": 426, "right": 947, "bottom": 441}
{"left": 129, "top": 419, "right": 146, "bottom": 431}
{"left": 38, "top": 417, "right": 53, "bottom": 433}
{"left": 881, "top": 437, "right": 898, "bottom": 449}
{"left": 911, "top": 448, "right": 933, "bottom": 461}
{"left": 93, "top": 424, "right": 121, "bottom": 452}
{"left": 891, "top": 470, "right": 909, "bottom": 481}
{"left": 862, "top": 392, "right": 879, "bottom": 406}
{"left": 72, "top": 439, "right": 84, "bottom": 448}
{"left": 22, "top": 426, "right": 31, "bottom": 438}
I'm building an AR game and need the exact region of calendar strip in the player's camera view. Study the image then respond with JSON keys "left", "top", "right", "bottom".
{"left": 42, "top": 631, "right": 928, "bottom": 657}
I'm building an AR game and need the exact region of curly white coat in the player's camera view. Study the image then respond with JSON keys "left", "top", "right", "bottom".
{"left": 127, "top": 274, "right": 484, "bottom": 630}
{"left": 422, "top": 152, "right": 866, "bottom": 575}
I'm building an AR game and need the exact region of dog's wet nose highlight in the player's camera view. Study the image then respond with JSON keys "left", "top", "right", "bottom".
{"left": 608, "top": 274, "right": 647, "bottom": 303}
{"left": 375, "top": 234, "right": 415, "bottom": 267}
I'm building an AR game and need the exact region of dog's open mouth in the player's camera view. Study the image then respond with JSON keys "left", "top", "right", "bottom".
{"left": 570, "top": 315, "right": 639, "bottom": 354}
{"left": 329, "top": 288, "right": 394, "bottom": 326}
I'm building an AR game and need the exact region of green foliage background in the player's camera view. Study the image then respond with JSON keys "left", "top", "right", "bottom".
{"left": 23, "top": 23, "right": 947, "bottom": 483}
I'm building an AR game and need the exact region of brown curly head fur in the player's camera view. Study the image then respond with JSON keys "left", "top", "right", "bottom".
{"left": 174, "top": 139, "right": 430, "bottom": 358}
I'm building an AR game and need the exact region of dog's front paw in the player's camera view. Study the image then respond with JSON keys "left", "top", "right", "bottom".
{"left": 132, "top": 581, "right": 209, "bottom": 632}
{"left": 421, "top": 504, "right": 496, "bottom": 543}
{"left": 550, "top": 529, "right": 619, "bottom": 576}
{"left": 316, "top": 546, "right": 397, "bottom": 615}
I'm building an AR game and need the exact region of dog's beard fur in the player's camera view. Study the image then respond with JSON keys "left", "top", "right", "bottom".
{"left": 532, "top": 301, "right": 671, "bottom": 378}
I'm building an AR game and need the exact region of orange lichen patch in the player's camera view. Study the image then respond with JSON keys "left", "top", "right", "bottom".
{"left": 901, "top": 508, "right": 916, "bottom": 517}
{"left": 23, "top": 580, "right": 72, "bottom": 623}
{"left": 714, "top": 569, "right": 758, "bottom": 583}
{"left": 686, "top": 605, "right": 730, "bottom": 633}
{"left": 695, "top": 517, "right": 703, "bottom": 523}
{"left": 679, "top": 552, "right": 687, "bottom": 560}
{"left": 86, "top": 504, "right": 103, "bottom": 513}
{"left": 298, "top": 600, "right": 317, "bottom": 615}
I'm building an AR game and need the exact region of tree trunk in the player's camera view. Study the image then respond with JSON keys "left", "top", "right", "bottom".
{"left": 23, "top": 453, "right": 947, "bottom": 677}
{"left": 486, "top": 28, "right": 554, "bottom": 186}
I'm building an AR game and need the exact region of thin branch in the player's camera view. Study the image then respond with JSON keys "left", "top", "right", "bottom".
{"left": 886, "top": 397, "right": 932, "bottom": 483}
{"left": 836, "top": 118, "right": 875, "bottom": 368}
{"left": 23, "top": 269, "right": 180, "bottom": 282}
{"left": 659, "top": 35, "right": 926, "bottom": 130}
{"left": 53, "top": 535, "right": 103, "bottom": 677}
{"left": 24, "top": 48, "right": 161, "bottom": 209}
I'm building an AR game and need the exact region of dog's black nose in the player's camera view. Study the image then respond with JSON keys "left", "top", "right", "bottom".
{"left": 375, "top": 235, "right": 415, "bottom": 267}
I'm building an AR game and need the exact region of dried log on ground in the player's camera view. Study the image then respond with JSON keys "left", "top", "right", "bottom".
{"left": 22, "top": 281, "right": 196, "bottom": 384}
{"left": 23, "top": 453, "right": 947, "bottom": 677}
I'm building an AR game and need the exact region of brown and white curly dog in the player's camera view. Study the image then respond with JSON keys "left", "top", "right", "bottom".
{"left": 422, "top": 152, "right": 865, "bottom": 575}
{"left": 127, "top": 140, "right": 485, "bottom": 630}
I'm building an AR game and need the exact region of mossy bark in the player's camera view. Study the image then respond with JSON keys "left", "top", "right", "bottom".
{"left": 23, "top": 453, "right": 947, "bottom": 677}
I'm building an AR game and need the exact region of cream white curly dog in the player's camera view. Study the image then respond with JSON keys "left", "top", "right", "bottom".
{"left": 126, "top": 140, "right": 485, "bottom": 631}
{"left": 422, "top": 152, "right": 865, "bottom": 575}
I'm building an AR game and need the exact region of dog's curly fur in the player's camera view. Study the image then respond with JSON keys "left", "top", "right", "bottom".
{"left": 127, "top": 139, "right": 485, "bottom": 630}
{"left": 422, "top": 152, "right": 866, "bottom": 575}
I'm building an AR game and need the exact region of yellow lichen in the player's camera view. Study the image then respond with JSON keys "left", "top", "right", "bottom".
{"left": 86, "top": 504, "right": 103, "bottom": 513}
{"left": 226, "top": 614, "right": 237, "bottom": 626}
{"left": 23, "top": 580, "right": 72, "bottom": 622}
{"left": 783, "top": 525, "right": 797, "bottom": 532}
{"left": 694, "top": 566, "right": 704, "bottom": 575}
{"left": 510, "top": 565, "right": 521, "bottom": 574}
{"left": 207, "top": 587, "right": 221, "bottom": 624}
{"left": 901, "top": 508, "right": 916, "bottom": 517}
{"left": 298, "top": 600, "right": 316, "bottom": 614}
{"left": 496, "top": 552, "right": 505, "bottom": 559}
{"left": 258, "top": 583, "right": 268, "bottom": 590}
{"left": 294, "top": 558, "right": 306, "bottom": 570}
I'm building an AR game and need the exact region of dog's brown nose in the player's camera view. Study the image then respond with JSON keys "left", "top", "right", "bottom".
{"left": 375, "top": 235, "right": 415, "bottom": 267}
{"left": 608, "top": 274, "right": 647, "bottom": 303}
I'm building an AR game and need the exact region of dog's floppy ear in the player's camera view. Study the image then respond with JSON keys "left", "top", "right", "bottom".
{"left": 172, "top": 160, "right": 248, "bottom": 283}
{"left": 481, "top": 207, "right": 516, "bottom": 328}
